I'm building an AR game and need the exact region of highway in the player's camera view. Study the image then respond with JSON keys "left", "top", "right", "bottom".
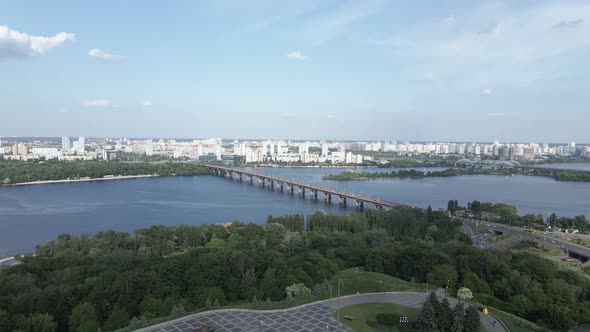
{"left": 460, "top": 218, "right": 590, "bottom": 261}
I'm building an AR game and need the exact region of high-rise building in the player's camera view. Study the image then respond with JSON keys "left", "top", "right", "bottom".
{"left": 77, "top": 137, "right": 85, "bottom": 153}
{"left": 522, "top": 148, "right": 535, "bottom": 161}
{"left": 61, "top": 137, "right": 71, "bottom": 151}
{"left": 12, "top": 143, "right": 29, "bottom": 156}
{"left": 320, "top": 140, "right": 329, "bottom": 156}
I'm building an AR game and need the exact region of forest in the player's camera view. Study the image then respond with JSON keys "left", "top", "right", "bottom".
{"left": 448, "top": 199, "right": 590, "bottom": 233}
{"left": 0, "top": 207, "right": 589, "bottom": 331}
{"left": 322, "top": 167, "right": 590, "bottom": 182}
{"left": 0, "top": 160, "right": 210, "bottom": 185}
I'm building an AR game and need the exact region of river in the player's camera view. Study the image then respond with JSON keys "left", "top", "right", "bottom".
{"left": 1, "top": 166, "right": 589, "bottom": 256}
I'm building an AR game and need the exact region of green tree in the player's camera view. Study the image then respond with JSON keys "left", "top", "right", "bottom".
{"left": 103, "top": 307, "right": 129, "bottom": 331}
{"left": 457, "top": 287, "right": 473, "bottom": 301}
{"left": 427, "top": 205, "right": 434, "bottom": 222}
{"left": 285, "top": 283, "right": 311, "bottom": 299}
{"left": 170, "top": 304, "right": 186, "bottom": 317}
{"left": 438, "top": 298, "right": 453, "bottom": 331}
{"left": 450, "top": 302, "right": 465, "bottom": 332}
{"left": 77, "top": 320, "right": 101, "bottom": 332}
{"left": 69, "top": 302, "right": 97, "bottom": 332}
{"left": 0, "top": 310, "right": 10, "bottom": 332}
{"left": 25, "top": 313, "right": 57, "bottom": 332}
{"left": 205, "top": 298, "right": 212, "bottom": 309}
{"left": 128, "top": 316, "right": 146, "bottom": 330}
{"left": 416, "top": 293, "right": 439, "bottom": 331}
{"left": 426, "top": 264, "right": 458, "bottom": 288}
{"left": 463, "top": 305, "right": 480, "bottom": 332}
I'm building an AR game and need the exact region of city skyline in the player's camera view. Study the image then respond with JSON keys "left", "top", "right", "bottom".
{"left": 2, "top": 136, "right": 588, "bottom": 162}
{"left": 1, "top": 1, "right": 590, "bottom": 141}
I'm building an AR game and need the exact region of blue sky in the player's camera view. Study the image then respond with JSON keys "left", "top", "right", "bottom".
{"left": 1, "top": 0, "right": 589, "bottom": 142}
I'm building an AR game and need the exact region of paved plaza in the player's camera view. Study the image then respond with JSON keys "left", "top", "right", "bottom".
{"left": 139, "top": 292, "right": 508, "bottom": 332}
{"left": 145, "top": 303, "right": 351, "bottom": 332}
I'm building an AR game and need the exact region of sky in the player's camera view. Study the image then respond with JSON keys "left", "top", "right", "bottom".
{"left": 1, "top": 0, "right": 589, "bottom": 142}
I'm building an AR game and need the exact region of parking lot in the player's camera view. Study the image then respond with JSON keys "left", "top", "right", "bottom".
{"left": 144, "top": 303, "right": 351, "bottom": 332}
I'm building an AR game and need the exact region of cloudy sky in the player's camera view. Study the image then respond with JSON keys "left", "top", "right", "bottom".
{"left": 1, "top": 0, "right": 589, "bottom": 142}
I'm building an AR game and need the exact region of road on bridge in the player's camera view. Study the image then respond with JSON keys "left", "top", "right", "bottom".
{"left": 207, "top": 165, "right": 411, "bottom": 209}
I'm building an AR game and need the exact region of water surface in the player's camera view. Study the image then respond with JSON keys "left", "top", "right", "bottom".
{"left": 1, "top": 166, "right": 589, "bottom": 256}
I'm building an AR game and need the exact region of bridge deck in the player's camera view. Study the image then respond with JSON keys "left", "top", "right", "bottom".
{"left": 207, "top": 165, "right": 410, "bottom": 209}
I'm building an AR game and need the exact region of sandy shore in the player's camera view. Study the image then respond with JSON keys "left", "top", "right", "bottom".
{"left": 2, "top": 174, "right": 159, "bottom": 187}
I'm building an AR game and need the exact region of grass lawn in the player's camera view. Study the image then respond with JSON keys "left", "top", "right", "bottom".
{"left": 472, "top": 224, "right": 491, "bottom": 235}
{"left": 485, "top": 306, "right": 550, "bottom": 332}
{"left": 337, "top": 303, "right": 419, "bottom": 332}
{"left": 498, "top": 239, "right": 564, "bottom": 257}
{"left": 487, "top": 233, "right": 513, "bottom": 244}
{"left": 336, "top": 268, "right": 427, "bottom": 295}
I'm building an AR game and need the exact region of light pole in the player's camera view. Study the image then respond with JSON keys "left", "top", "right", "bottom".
{"left": 328, "top": 283, "right": 333, "bottom": 331}
{"left": 337, "top": 278, "right": 343, "bottom": 322}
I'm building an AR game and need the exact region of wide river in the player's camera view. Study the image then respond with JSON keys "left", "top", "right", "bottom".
{"left": 1, "top": 165, "right": 590, "bottom": 256}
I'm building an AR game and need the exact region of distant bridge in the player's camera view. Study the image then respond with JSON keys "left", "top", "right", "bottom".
{"left": 206, "top": 165, "right": 410, "bottom": 210}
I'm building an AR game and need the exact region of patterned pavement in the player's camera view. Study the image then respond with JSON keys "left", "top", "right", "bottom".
{"left": 145, "top": 303, "right": 351, "bottom": 332}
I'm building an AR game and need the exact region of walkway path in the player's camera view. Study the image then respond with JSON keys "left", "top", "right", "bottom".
{"left": 137, "top": 292, "right": 508, "bottom": 332}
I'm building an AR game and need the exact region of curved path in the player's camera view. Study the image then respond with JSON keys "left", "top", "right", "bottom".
{"left": 137, "top": 292, "right": 508, "bottom": 332}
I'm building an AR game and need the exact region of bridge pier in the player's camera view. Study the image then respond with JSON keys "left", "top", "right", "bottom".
{"left": 356, "top": 200, "right": 364, "bottom": 211}
{"left": 206, "top": 165, "right": 402, "bottom": 210}
{"left": 299, "top": 187, "right": 305, "bottom": 198}
{"left": 311, "top": 190, "right": 318, "bottom": 200}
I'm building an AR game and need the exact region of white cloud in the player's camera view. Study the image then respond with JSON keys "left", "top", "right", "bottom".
{"left": 553, "top": 18, "right": 584, "bottom": 29}
{"left": 83, "top": 99, "right": 112, "bottom": 107}
{"left": 142, "top": 100, "right": 153, "bottom": 107}
{"left": 482, "top": 89, "right": 492, "bottom": 96}
{"left": 0, "top": 25, "right": 74, "bottom": 58}
{"left": 487, "top": 112, "right": 505, "bottom": 117}
{"left": 287, "top": 51, "right": 308, "bottom": 61}
{"left": 88, "top": 48, "right": 126, "bottom": 61}
{"left": 444, "top": 15, "right": 456, "bottom": 25}
{"left": 369, "top": 2, "right": 590, "bottom": 93}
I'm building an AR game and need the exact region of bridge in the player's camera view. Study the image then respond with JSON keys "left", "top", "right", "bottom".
{"left": 206, "top": 165, "right": 410, "bottom": 210}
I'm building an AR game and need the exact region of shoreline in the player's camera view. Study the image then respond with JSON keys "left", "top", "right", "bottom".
{"left": 1, "top": 174, "right": 160, "bottom": 187}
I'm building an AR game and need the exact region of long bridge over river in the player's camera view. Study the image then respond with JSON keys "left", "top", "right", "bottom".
{"left": 206, "top": 165, "right": 410, "bottom": 210}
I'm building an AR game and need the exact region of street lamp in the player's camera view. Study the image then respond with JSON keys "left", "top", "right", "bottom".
{"left": 328, "top": 283, "right": 333, "bottom": 331}
{"left": 337, "top": 278, "right": 344, "bottom": 322}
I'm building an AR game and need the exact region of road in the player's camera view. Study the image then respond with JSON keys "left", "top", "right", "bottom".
{"left": 137, "top": 292, "right": 507, "bottom": 332}
{"left": 460, "top": 218, "right": 590, "bottom": 260}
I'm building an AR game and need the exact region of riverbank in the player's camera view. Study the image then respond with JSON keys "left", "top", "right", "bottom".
{"left": 322, "top": 168, "right": 590, "bottom": 182}
{"left": 0, "top": 160, "right": 210, "bottom": 186}
{"left": 2, "top": 174, "right": 159, "bottom": 187}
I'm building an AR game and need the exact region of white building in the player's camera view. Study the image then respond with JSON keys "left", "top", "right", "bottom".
{"left": 31, "top": 148, "right": 62, "bottom": 160}
{"left": 61, "top": 137, "right": 70, "bottom": 151}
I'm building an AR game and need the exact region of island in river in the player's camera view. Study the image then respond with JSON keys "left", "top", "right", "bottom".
{"left": 322, "top": 167, "right": 590, "bottom": 182}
